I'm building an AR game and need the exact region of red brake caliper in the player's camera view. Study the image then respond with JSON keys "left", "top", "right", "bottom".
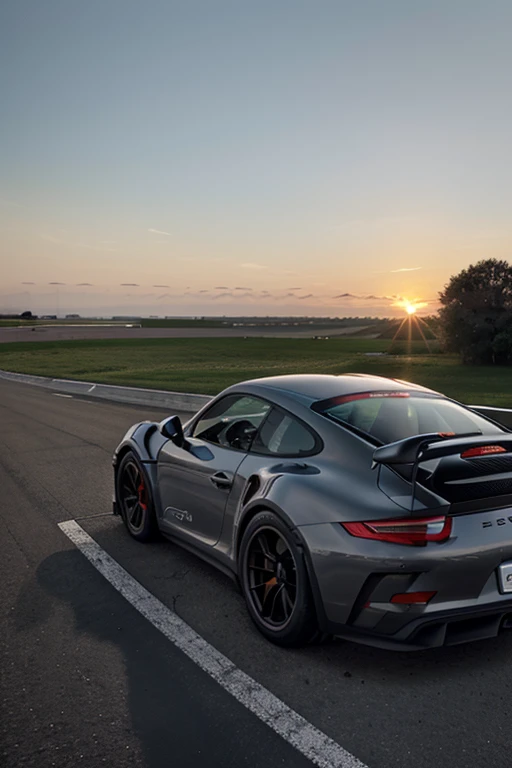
{"left": 137, "top": 479, "right": 147, "bottom": 511}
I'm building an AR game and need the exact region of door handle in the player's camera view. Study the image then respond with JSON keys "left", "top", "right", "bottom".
{"left": 210, "top": 471, "right": 234, "bottom": 489}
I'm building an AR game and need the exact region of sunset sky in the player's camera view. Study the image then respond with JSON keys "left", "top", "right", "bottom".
{"left": 2, "top": 0, "right": 512, "bottom": 317}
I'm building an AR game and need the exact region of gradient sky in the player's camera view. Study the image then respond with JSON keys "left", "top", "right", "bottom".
{"left": 2, "top": 0, "right": 512, "bottom": 317}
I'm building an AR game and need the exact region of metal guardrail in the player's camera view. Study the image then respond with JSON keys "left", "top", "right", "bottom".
{"left": 469, "top": 405, "right": 512, "bottom": 430}
{"left": 0, "top": 369, "right": 211, "bottom": 413}
{"left": 1, "top": 368, "right": 511, "bottom": 425}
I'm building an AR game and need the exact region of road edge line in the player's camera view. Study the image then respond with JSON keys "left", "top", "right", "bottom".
{"left": 58, "top": 519, "right": 367, "bottom": 768}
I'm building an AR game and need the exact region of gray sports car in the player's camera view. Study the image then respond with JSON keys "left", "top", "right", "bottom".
{"left": 113, "top": 374, "right": 512, "bottom": 650}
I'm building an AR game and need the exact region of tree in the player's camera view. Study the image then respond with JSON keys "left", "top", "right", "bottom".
{"left": 438, "top": 259, "right": 512, "bottom": 364}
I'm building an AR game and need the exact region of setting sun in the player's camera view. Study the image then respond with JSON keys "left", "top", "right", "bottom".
{"left": 391, "top": 297, "right": 429, "bottom": 316}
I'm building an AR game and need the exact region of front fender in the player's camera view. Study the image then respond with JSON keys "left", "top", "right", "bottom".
{"left": 112, "top": 421, "right": 168, "bottom": 518}
{"left": 113, "top": 421, "right": 168, "bottom": 466}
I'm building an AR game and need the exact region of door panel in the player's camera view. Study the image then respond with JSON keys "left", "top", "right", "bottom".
{"left": 157, "top": 437, "right": 246, "bottom": 547}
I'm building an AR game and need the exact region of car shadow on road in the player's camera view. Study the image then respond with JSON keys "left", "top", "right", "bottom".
{"left": 14, "top": 549, "right": 313, "bottom": 768}
{"left": 74, "top": 519, "right": 512, "bottom": 688}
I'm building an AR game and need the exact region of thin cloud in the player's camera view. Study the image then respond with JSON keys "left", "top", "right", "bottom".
{"left": 48, "top": 281, "right": 66, "bottom": 285}
{"left": 21, "top": 281, "right": 35, "bottom": 285}
{"left": 215, "top": 286, "right": 229, "bottom": 290}
{"left": 153, "top": 284, "right": 170, "bottom": 288}
{"left": 120, "top": 283, "right": 139, "bottom": 287}
{"left": 332, "top": 292, "right": 396, "bottom": 301}
{"left": 297, "top": 294, "right": 314, "bottom": 300}
{"left": 234, "top": 286, "right": 251, "bottom": 291}
{"left": 199, "top": 289, "right": 209, "bottom": 293}
{"left": 374, "top": 266, "right": 423, "bottom": 274}
{"left": 76, "top": 283, "right": 94, "bottom": 286}
{"left": 287, "top": 286, "right": 302, "bottom": 290}
{"left": 241, "top": 262, "right": 268, "bottom": 270}
{"left": 212, "top": 292, "right": 235, "bottom": 300}
{"left": 39, "top": 233, "right": 116, "bottom": 252}
{"left": 148, "top": 228, "right": 171, "bottom": 236}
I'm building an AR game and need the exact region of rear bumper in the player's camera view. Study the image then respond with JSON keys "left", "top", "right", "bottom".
{"left": 325, "top": 600, "right": 512, "bottom": 651}
{"left": 298, "top": 513, "right": 512, "bottom": 650}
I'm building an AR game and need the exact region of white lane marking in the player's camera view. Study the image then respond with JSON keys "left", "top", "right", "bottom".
{"left": 58, "top": 519, "right": 367, "bottom": 768}
{"left": 52, "top": 393, "right": 73, "bottom": 398}
{"left": 87, "top": 384, "right": 96, "bottom": 393}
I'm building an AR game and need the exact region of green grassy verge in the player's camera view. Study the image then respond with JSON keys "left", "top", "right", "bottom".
{"left": 0, "top": 337, "right": 510, "bottom": 406}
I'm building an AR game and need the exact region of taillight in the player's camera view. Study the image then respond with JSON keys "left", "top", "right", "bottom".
{"left": 461, "top": 445, "right": 507, "bottom": 458}
{"left": 342, "top": 516, "right": 452, "bottom": 546}
{"left": 390, "top": 591, "right": 437, "bottom": 604}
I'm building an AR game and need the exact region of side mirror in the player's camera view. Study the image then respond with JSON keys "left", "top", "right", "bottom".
{"left": 159, "top": 415, "right": 187, "bottom": 448}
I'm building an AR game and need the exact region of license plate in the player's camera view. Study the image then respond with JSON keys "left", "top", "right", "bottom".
{"left": 498, "top": 561, "right": 512, "bottom": 593}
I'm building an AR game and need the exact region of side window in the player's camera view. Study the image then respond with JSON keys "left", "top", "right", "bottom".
{"left": 252, "top": 408, "right": 319, "bottom": 457}
{"left": 192, "top": 395, "right": 271, "bottom": 451}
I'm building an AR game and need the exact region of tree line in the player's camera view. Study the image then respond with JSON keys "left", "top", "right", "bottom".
{"left": 439, "top": 259, "right": 512, "bottom": 365}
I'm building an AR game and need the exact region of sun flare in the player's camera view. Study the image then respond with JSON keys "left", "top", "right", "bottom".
{"left": 392, "top": 297, "right": 428, "bottom": 316}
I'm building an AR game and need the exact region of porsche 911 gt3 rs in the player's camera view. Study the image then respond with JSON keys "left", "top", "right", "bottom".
{"left": 113, "top": 374, "right": 512, "bottom": 650}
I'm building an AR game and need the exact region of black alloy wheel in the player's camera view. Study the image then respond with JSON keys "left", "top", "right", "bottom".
{"left": 239, "top": 511, "right": 319, "bottom": 646}
{"left": 246, "top": 527, "right": 297, "bottom": 629}
{"left": 117, "top": 452, "right": 157, "bottom": 541}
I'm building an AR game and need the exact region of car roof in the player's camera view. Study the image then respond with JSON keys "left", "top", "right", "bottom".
{"left": 236, "top": 373, "right": 437, "bottom": 402}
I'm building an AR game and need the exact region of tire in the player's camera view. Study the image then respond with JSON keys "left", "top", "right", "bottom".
{"left": 116, "top": 451, "right": 158, "bottom": 542}
{"left": 238, "top": 511, "right": 319, "bottom": 647}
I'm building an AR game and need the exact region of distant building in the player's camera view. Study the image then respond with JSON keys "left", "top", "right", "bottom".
{"left": 65, "top": 313, "right": 80, "bottom": 319}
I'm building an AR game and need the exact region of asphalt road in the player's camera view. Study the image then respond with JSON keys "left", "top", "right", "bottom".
{"left": 0, "top": 324, "right": 373, "bottom": 343}
{"left": 1, "top": 378, "right": 511, "bottom": 768}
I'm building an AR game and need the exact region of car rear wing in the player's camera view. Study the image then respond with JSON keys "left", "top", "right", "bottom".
{"left": 373, "top": 432, "right": 512, "bottom": 509}
{"left": 373, "top": 432, "right": 512, "bottom": 467}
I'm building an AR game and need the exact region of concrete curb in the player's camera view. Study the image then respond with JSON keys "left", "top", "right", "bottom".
{"left": 0, "top": 369, "right": 211, "bottom": 413}
{"left": 1, "top": 367, "right": 511, "bottom": 428}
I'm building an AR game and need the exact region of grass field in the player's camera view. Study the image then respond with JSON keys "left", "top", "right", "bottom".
{"left": 0, "top": 336, "right": 511, "bottom": 406}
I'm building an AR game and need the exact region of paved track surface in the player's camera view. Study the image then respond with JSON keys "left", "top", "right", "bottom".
{"left": 0, "top": 325, "right": 373, "bottom": 343}
{"left": 1, "top": 377, "right": 511, "bottom": 768}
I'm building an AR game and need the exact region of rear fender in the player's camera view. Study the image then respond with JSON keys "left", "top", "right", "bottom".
{"left": 234, "top": 491, "right": 330, "bottom": 633}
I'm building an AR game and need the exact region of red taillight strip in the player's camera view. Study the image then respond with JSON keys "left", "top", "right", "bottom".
{"left": 342, "top": 516, "right": 452, "bottom": 546}
{"left": 461, "top": 445, "right": 507, "bottom": 458}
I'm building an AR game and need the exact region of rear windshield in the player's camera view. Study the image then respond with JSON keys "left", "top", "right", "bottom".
{"left": 313, "top": 392, "right": 505, "bottom": 445}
